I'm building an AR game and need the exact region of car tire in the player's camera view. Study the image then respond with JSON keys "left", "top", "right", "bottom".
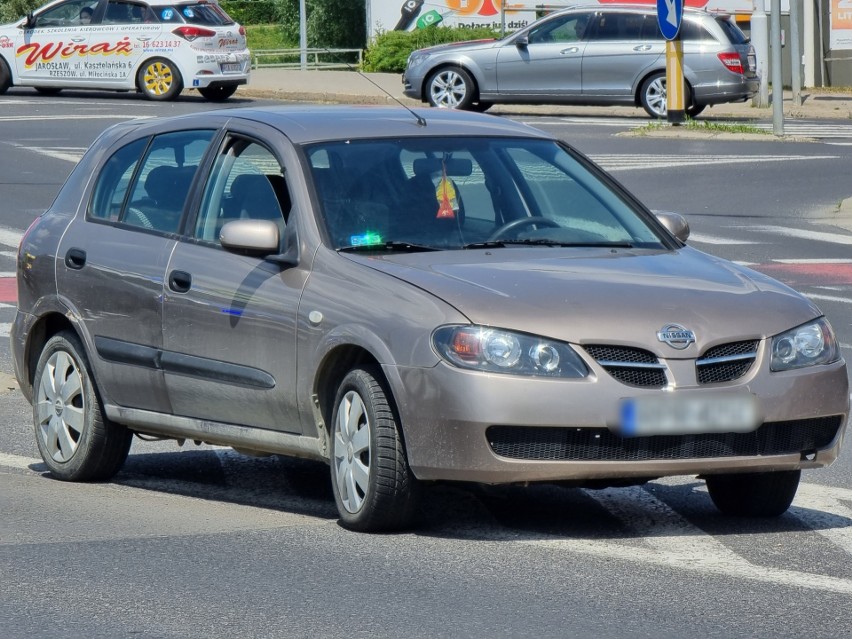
{"left": 137, "top": 57, "right": 183, "bottom": 101}
{"left": 706, "top": 470, "right": 801, "bottom": 517}
{"left": 330, "top": 366, "right": 419, "bottom": 532}
{"left": 685, "top": 103, "right": 706, "bottom": 118}
{"left": 426, "top": 67, "right": 477, "bottom": 110}
{"left": 34, "top": 87, "right": 62, "bottom": 96}
{"left": 33, "top": 331, "right": 132, "bottom": 482}
{"left": 469, "top": 101, "right": 493, "bottom": 113}
{"left": 197, "top": 85, "right": 238, "bottom": 101}
{"left": 640, "top": 72, "right": 667, "bottom": 119}
{"left": 0, "top": 58, "right": 12, "bottom": 95}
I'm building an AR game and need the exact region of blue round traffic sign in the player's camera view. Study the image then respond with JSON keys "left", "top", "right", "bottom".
{"left": 657, "top": 0, "right": 684, "bottom": 40}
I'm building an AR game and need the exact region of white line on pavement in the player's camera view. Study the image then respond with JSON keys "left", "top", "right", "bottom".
{"left": 0, "top": 228, "right": 23, "bottom": 249}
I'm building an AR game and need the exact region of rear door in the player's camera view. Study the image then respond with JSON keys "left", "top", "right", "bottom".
{"left": 580, "top": 11, "right": 664, "bottom": 98}
{"left": 495, "top": 12, "right": 590, "bottom": 97}
{"left": 56, "top": 127, "right": 216, "bottom": 412}
{"left": 84, "top": 0, "right": 162, "bottom": 85}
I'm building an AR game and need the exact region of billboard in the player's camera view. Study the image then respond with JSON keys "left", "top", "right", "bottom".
{"left": 367, "top": 0, "right": 787, "bottom": 39}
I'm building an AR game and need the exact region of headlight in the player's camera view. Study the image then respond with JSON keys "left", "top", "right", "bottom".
{"left": 432, "top": 325, "right": 588, "bottom": 378}
{"left": 770, "top": 317, "right": 840, "bottom": 371}
{"left": 406, "top": 52, "right": 430, "bottom": 69}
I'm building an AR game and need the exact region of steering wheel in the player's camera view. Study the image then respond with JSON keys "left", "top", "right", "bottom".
{"left": 487, "top": 216, "right": 561, "bottom": 241}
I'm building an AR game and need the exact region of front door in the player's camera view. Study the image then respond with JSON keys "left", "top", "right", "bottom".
{"left": 162, "top": 124, "right": 308, "bottom": 432}
{"left": 496, "top": 12, "right": 591, "bottom": 97}
{"left": 14, "top": 0, "right": 93, "bottom": 82}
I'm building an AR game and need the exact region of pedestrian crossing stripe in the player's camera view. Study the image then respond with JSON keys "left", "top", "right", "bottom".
{"left": 591, "top": 154, "right": 838, "bottom": 172}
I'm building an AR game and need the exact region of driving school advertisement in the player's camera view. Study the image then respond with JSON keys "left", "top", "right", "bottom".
{"left": 367, "top": 0, "right": 788, "bottom": 38}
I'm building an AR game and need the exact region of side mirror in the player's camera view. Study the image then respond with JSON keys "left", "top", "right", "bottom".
{"left": 653, "top": 211, "right": 690, "bottom": 243}
{"left": 22, "top": 12, "right": 35, "bottom": 29}
{"left": 514, "top": 34, "right": 528, "bottom": 48}
{"left": 220, "top": 219, "right": 280, "bottom": 255}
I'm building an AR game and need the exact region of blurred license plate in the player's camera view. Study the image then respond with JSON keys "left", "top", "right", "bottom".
{"left": 618, "top": 394, "right": 759, "bottom": 438}
{"left": 221, "top": 63, "right": 241, "bottom": 74}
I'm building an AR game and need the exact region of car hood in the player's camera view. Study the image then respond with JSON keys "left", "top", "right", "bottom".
{"left": 418, "top": 38, "right": 499, "bottom": 55}
{"left": 345, "top": 246, "right": 821, "bottom": 356}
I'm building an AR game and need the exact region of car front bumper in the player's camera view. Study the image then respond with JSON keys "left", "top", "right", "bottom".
{"left": 391, "top": 357, "right": 848, "bottom": 484}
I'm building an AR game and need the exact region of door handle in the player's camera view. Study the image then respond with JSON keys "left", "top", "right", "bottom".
{"left": 168, "top": 270, "right": 192, "bottom": 293}
{"left": 65, "top": 248, "right": 86, "bottom": 270}
{"left": 560, "top": 47, "right": 580, "bottom": 55}
{"left": 633, "top": 45, "right": 652, "bottom": 51}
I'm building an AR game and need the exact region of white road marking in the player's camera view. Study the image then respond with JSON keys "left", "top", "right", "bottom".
{"left": 3, "top": 449, "right": 852, "bottom": 592}
{"left": 590, "top": 154, "right": 838, "bottom": 172}
{"left": 747, "top": 225, "right": 852, "bottom": 246}
{"left": 804, "top": 293, "right": 852, "bottom": 305}
{"left": 687, "top": 232, "right": 760, "bottom": 245}
{"left": 0, "top": 228, "right": 23, "bottom": 249}
{"left": 774, "top": 258, "right": 852, "bottom": 264}
{"left": 0, "top": 323, "right": 11, "bottom": 337}
{"left": 0, "top": 114, "right": 153, "bottom": 123}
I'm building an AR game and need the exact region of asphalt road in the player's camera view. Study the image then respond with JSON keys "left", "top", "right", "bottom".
{"left": 2, "top": 91, "right": 852, "bottom": 639}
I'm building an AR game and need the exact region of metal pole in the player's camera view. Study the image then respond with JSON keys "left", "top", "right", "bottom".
{"left": 751, "top": 0, "right": 769, "bottom": 107}
{"left": 771, "top": 0, "right": 784, "bottom": 135}
{"left": 790, "top": 0, "right": 802, "bottom": 105}
{"left": 803, "top": 0, "right": 815, "bottom": 86}
{"left": 299, "top": 0, "right": 307, "bottom": 71}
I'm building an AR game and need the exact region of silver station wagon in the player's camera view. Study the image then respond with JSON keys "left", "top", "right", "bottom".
{"left": 12, "top": 106, "right": 847, "bottom": 532}
{"left": 403, "top": 5, "right": 758, "bottom": 118}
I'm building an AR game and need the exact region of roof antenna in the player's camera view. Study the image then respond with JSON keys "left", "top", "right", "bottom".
{"left": 322, "top": 48, "right": 427, "bottom": 127}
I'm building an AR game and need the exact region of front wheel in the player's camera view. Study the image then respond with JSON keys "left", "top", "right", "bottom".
{"left": 0, "top": 59, "right": 12, "bottom": 95}
{"left": 640, "top": 72, "right": 667, "bottom": 119}
{"left": 426, "top": 67, "right": 476, "bottom": 110}
{"left": 33, "top": 332, "right": 132, "bottom": 481}
{"left": 706, "top": 470, "right": 801, "bottom": 517}
{"left": 137, "top": 57, "right": 183, "bottom": 101}
{"left": 330, "top": 367, "right": 419, "bottom": 532}
{"left": 198, "top": 85, "right": 238, "bottom": 102}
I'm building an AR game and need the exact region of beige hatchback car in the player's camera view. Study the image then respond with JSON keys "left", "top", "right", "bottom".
{"left": 12, "top": 106, "right": 848, "bottom": 532}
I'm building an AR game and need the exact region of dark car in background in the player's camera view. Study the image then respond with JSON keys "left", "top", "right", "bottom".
{"left": 403, "top": 5, "right": 758, "bottom": 118}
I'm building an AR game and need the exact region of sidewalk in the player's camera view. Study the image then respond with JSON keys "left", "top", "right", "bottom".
{"left": 237, "top": 68, "right": 852, "bottom": 122}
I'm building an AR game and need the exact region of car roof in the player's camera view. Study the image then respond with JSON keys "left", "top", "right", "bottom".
{"left": 554, "top": 3, "right": 721, "bottom": 16}
{"left": 135, "top": 105, "right": 554, "bottom": 145}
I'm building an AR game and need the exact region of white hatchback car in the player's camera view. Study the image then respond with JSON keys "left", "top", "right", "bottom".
{"left": 0, "top": 0, "right": 250, "bottom": 101}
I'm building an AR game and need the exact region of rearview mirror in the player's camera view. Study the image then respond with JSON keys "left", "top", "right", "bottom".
{"left": 514, "top": 34, "right": 529, "bottom": 48}
{"left": 220, "top": 219, "right": 280, "bottom": 255}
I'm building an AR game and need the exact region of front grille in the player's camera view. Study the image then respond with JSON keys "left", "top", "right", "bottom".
{"left": 696, "top": 340, "right": 759, "bottom": 385}
{"left": 487, "top": 416, "right": 843, "bottom": 462}
{"left": 584, "top": 345, "right": 667, "bottom": 388}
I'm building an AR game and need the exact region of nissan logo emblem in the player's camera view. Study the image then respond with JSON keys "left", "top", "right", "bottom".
{"left": 657, "top": 324, "right": 695, "bottom": 350}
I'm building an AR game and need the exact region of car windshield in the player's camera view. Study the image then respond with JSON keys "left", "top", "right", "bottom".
{"left": 305, "top": 137, "right": 668, "bottom": 251}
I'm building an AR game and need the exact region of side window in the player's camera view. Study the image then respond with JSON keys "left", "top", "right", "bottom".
{"left": 103, "top": 0, "right": 131, "bottom": 23}
{"left": 195, "top": 138, "right": 290, "bottom": 244}
{"left": 528, "top": 13, "right": 591, "bottom": 44}
{"left": 123, "top": 129, "right": 215, "bottom": 233}
{"left": 34, "top": 0, "right": 97, "bottom": 27}
{"left": 681, "top": 20, "right": 716, "bottom": 42}
{"left": 89, "top": 138, "right": 148, "bottom": 221}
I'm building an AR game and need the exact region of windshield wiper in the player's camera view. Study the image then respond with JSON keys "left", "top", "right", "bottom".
{"left": 463, "top": 239, "right": 634, "bottom": 249}
{"left": 338, "top": 241, "right": 439, "bottom": 253}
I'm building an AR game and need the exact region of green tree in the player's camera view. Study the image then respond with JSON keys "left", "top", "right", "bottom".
{"left": 0, "top": 0, "right": 42, "bottom": 22}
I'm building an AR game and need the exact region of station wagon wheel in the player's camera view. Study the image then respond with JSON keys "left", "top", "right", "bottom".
{"left": 33, "top": 331, "right": 132, "bottom": 481}
{"left": 0, "top": 59, "right": 11, "bottom": 95}
{"left": 330, "top": 367, "right": 419, "bottom": 532}
{"left": 705, "top": 470, "right": 801, "bottom": 517}
{"left": 197, "top": 85, "right": 238, "bottom": 102}
{"left": 640, "top": 72, "right": 667, "bottom": 119}
{"left": 685, "top": 103, "right": 706, "bottom": 118}
{"left": 426, "top": 67, "right": 476, "bottom": 110}
{"left": 137, "top": 57, "right": 183, "bottom": 101}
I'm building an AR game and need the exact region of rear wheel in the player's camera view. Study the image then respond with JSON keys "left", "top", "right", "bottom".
{"left": 137, "top": 57, "right": 183, "bottom": 101}
{"left": 469, "top": 100, "right": 493, "bottom": 113}
{"left": 198, "top": 85, "right": 238, "bottom": 101}
{"left": 686, "top": 103, "right": 706, "bottom": 118}
{"left": 706, "top": 470, "right": 801, "bottom": 517}
{"left": 426, "top": 67, "right": 476, "bottom": 110}
{"left": 34, "top": 87, "right": 62, "bottom": 96}
{"left": 0, "top": 59, "right": 11, "bottom": 95}
{"left": 33, "top": 332, "right": 132, "bottom": 481}
{"left": 330, "top": 367, "right": 419, "bottom": 532}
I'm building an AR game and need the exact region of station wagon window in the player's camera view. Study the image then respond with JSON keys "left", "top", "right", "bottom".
{"left": 527, "top": 13, "right": 592, "bottom": 44}
{"left": 195, "top": 138, "right": 290, "bottom": 244}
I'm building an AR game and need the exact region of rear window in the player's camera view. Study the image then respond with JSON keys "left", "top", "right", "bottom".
{"left": 715, "top": 16, "right": 749, "bottom": 45}
{"left": 159, "top": 2, "right": 235, "bottom": 25}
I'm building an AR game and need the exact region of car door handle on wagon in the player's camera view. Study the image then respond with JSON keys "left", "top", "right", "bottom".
{"left": 65, "top": 248, "right": 87, "bottom": 270}
{"left": 560, "top": 47, "right": 580, "bottom": 55}
{"left": 168, "top": 270, "right": 192, "bottom": 293}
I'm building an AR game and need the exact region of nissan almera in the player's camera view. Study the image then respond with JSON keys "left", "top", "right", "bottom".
{"left": 11, "top": 105, "right": 848, "bottom": 531}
